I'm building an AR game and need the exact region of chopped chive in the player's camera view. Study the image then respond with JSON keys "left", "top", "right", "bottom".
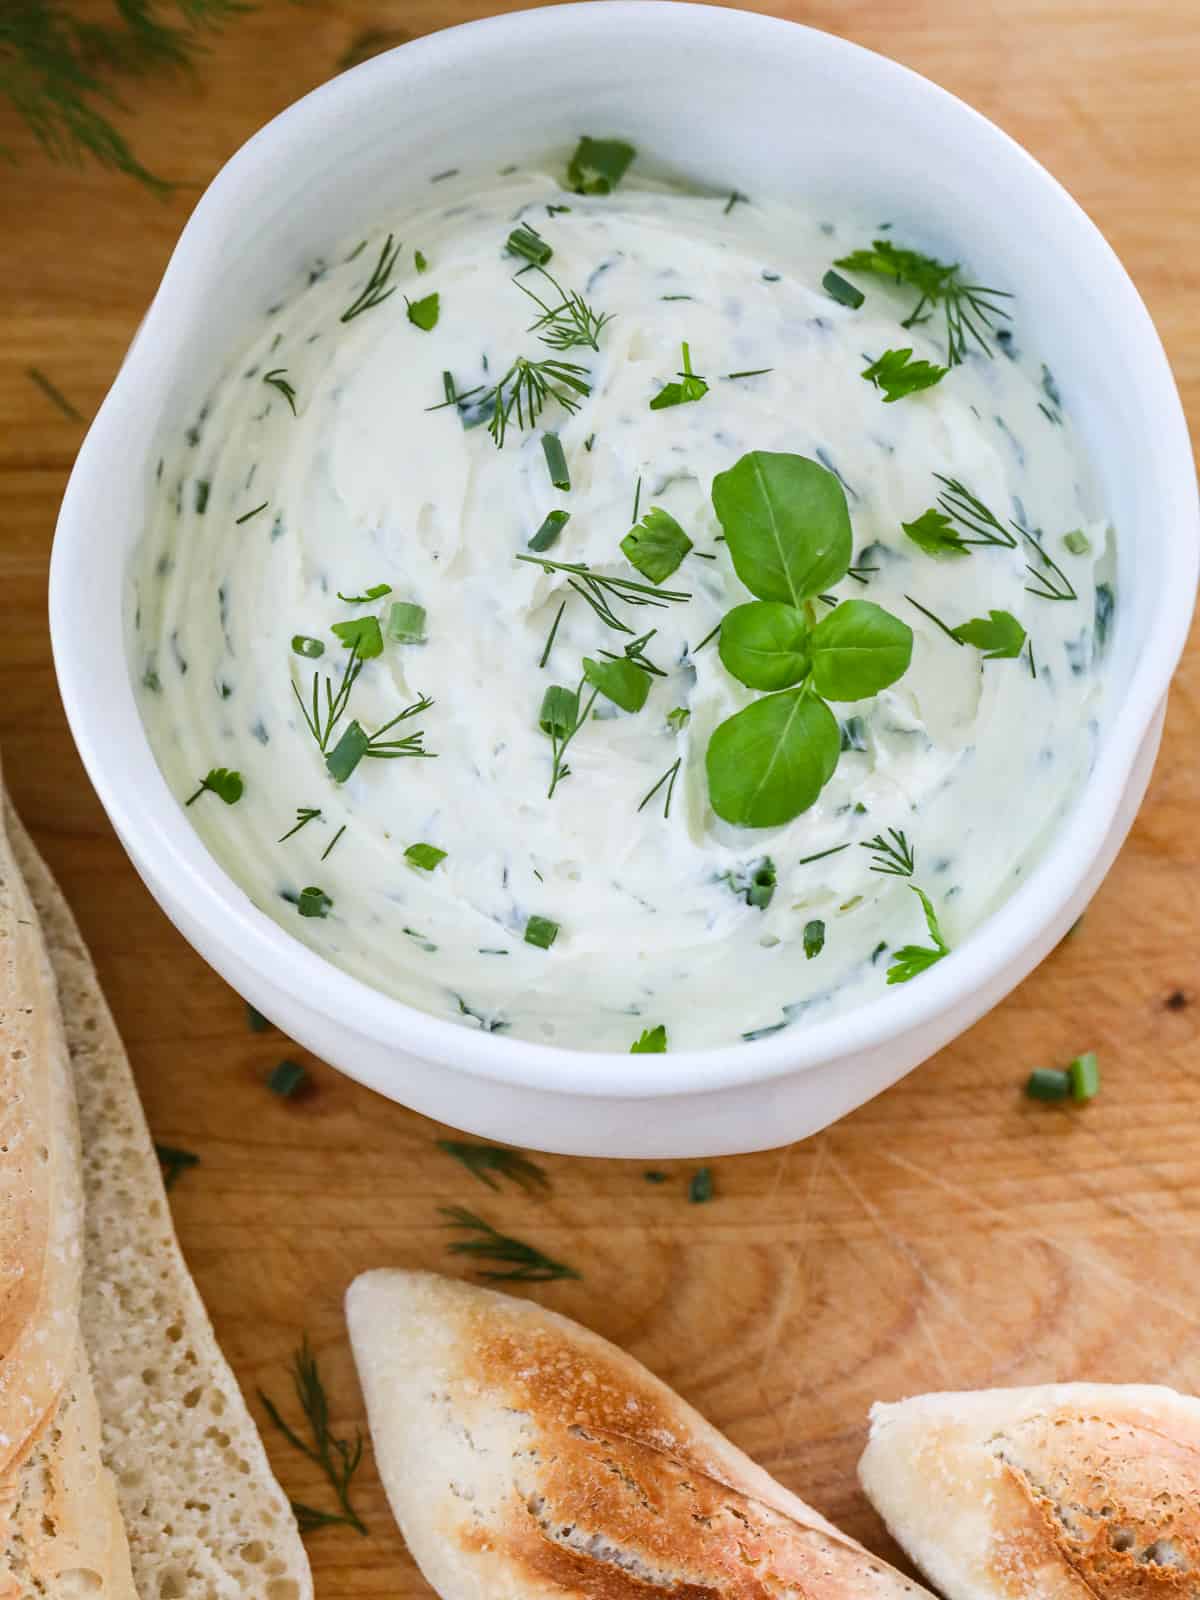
{"left": 325, "top": 720, "right": 369, "bottom": 783}
{"left": 291, "top": 635, "right": 325, "bottom": 659}
{"left": 644, "top": 1170, "right": 669, "bottom": 1183}
{"left": 414, "top": 249, "right": 428, "bottom": 272}
{"left": 297, "top": 886, "right": 332, "bottom": 919}
{"left": 320, "top": 823, "right": 346, "bottom": 861}
{"left": 246, "top": 1002, "right": 271, "bottom": 1032}
{"left": 507, "top": 223, "right": 553, "bottom": 265}
{"left": 236, "top": 501, "right": 269, "bottom": 525}
{"left": 803, "top": 919, "right": 826, "bottom": 959}
{"left": 528, "top": 509, "right": 570, "bottom": 552}
{"left": 278, "top": 806, "right": 321, "bottom": 842}
{"left": 268, "top": 1059, "right": 309, "bottom": 1097}
{"left": 1026, "top": 1067, "right": 1071, "bottom": 1100}
{"left": 822, "top": 268, "right": 865, "bottom": 308}
{"left": 724, "top": 368, "right": 773, "bottom": 380}
{"left": 405, "top": 842, "right": 447, "bottom": 871}
{"left": 723, "top": 190, "right": 748, "bottom": 215}
{"left": 1068, "top": 1050, "right": 1100, "bottom": 1101}
{"left": 539, "top": 600, "right": 566, "bottom": 669}
{"left": 387, "top": 601, "right": 427, "bottom": 642}
{"left": 688, "top": 1167, "right": 714, "bottom": 1204}
{"left": 542, "top": 433, "right": 570, "bottom": 491}
{"left": 194, "top": 479, "right": 210, "bottom": 514}
{"left": 567, "top": 136, "right": 635, "bottom": 195}
{"left": 524, "top": 915, "right": 559, "bottom": 949}
{"left": 337, "top": 582, "right": 391, "bottom": 604}
{"left": 1063, "top": 528, "right": 1092, "bottom": 555}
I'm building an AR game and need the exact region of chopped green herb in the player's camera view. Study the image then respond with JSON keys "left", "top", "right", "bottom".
{"left": 406, "top": 292, "right": 440, "bottom": 331}
{"left": 650, "top": 341, "right": 708, "bottom": 409}
{"left": 341, "top": 233, "right": 401, "bottom": 321}
{"left": 529, "top": 509, "right": 570, "bottom": 552}
{"left": 517, "top": 266, "right": 613, "bottom": 353}
{"left": 539, "top": 600, "right": 567, "bottom": 667}
{"left": 325, "top": 695, "right": 433, "bottom": 781}
{"left": 485, "top": 356, "right": 591, "bottom": 448}
{"left": 667, "top": 705, "right": 691, "bottom": 733}
{"left": 725, "top": 368, "right": 774, "bottom": 381}
{"left": 331, "top": 615, "right": 383, "bottom": 658}
{"left": 524, "top": 915, "right": 560, "bottom": 949}
{"left": 517, "top": 554, "right": 691, "bottom": 633}
{"left": 886, "top": 886, "right": 949, "bottom": 984}
{"left": 258, "top": 1338, "right": 367, "bottom": 1536}
{"left": 278, "top": 806, "right": 321, "bottom": 842}
{"left": 405, "top": 842, "right": 447, "bottom": 871}
{"left": 621, "top": 506, "right": 693, "bottom": 584}
{"left": 539, "top": 680, "right": 595, "bottom": 797}
{"left": 902, "top": 508, "right": 970, "bottom": 560}
{"left": 194, "top": 479, "right": 210, "bottom": 514}
{"left": 1026, "top": 1066, "right": 1071, "bottom": 1101}
{"left": 1063, "top": 528, "right": 1091, "bottom": 556}
{"left": 269, "top": 1059, "right": 309, "bottom": 1097}
{"left": 542, "top": 432, "right": 570, "bottom": 491}
{"left": 336, "top": 583, "right": 392, "bottom": 604}
{"left": 862, "top": 829, "right": 915, "bottom": 878}
{"left": 437, "top": 1140, "right": 549, "bottom": 1192}
{"left": 185, "top": 767, "right": 243, "bottom": 806}
{"left": 567, "top": 136, "right": 635, "bottom": 195}
{"left": 631, "top": 1024, "right": 667, "bottom": 1053}
{"left": 292, "top": 634, "right": 325, "bottom": 659}
{"left": 387, "top": 601, "right": 427, "bottom": 643}
{"left": 688, "top": 1167, "right": 714, "bottom": 1204}
{"left": 263, "top": 368, "right": 297, "bottom": 414}
{"left": 507, "top": 223, "right": 553, "bottom": 265}
{"left": 798, "top": 842, "right": 850, "bottom": 866}
{"left": 861, "top": 347, "right": 948, "bottom": 402}
{"left": 582, "top": 654, "right": 651, "bottom": 713}
{"left": 320, "top": 824, "right": 346, "bottom": 861}
{"left": 297, "top": 886, "right": 332, "bottom": 919}
{"left": 953, "top": 608, "right": 1027, "bottom": 660}
{"left": 1069, "top": 1050, "right": 1100, "bottom": 1102}
{"left": 724, "top": 190, "right": 748, "bottom": 215}
{"left": 724, "top": 856, "right": 776, "bottom": 911}
{"left": 155, "top": 1143, "right": 199, "bottom": 1190}
{"left": 644, "top": 1170, "right": 669, "bottom": 1183}
{"left": 292, "top": 641, "right": 364, "bottom": 754}
{"left": 414, "top": 249, "right": 428, "bottom": 273}
{"left": 833, "top": 239, "right": 1011, "bottom": 365}
{"left": 803, "top": 919, "right": 826, "bottom": 959}
{"left": 236, "top": 500, "right": 270, "bottom": 525}
{"left": 440, "top": 1206, "right": 579, "bottom": 1281}
{"left": 821, "top": 269, "right": 864, "bottom": 309}
{"left": 637, "top": 758, "right": 681, "bottom": 818}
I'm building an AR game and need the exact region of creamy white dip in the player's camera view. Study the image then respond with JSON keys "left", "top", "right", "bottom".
{"left": 132, "top": 167, "right": 1111, "bottom": 1050}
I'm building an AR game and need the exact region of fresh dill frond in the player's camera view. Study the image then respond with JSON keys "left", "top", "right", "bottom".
{"left": 485, "top": 355, "right": 591, "bottom": 447}
{"left": 637, "top": 757, "right": 681, "bottom": 818}
{"left": 834, "top": 238, "right": 1012, "bottom": 366}
{"left": 515, "top": 265, "right": 613, "bottom": 353}
{"left": 861, "top": 829, "right": 915, "bottom": 877}
{"left": 278, "top": 806, "right": 321, "bottom": 843}
{"left": 436, "top": 1140, "right": 550, "bottom": 1193}
{"left": 439, "top": 1206, "right": 580, "bottom": 1282}
{"left": 291, "top": 639, "right": 364, "bottom": 754}
{"left": 262, "top": 368, "right": 297, "bottom": 414}
{"left": 516, "top": 554, "right": 691, "bottom": 635}
{"left": 258, "top": 1338, "right": 367, "bottom": 1536}
{"left": 340, "top": 233, "right": 401, "bottom": 322}
{"left": 925, "top": 476, "right": 1077, "bottom": 600}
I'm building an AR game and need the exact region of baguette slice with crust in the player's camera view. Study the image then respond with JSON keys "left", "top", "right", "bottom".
{"left": 6, "top": 802, "right": 313, "bottom": 1600}
{"left": 858, "top": 1384, "right": 1200, "bottom": 1600}
{"left": 346, "top": 1268, "right": 935, "bottom": 1600}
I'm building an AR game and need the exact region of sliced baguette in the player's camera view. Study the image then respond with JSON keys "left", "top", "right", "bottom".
{"left": 1, "top": 787, "right": 136, "bottom": 1597}
{"left": 346, "top": 1267, "right": 935, "bottom": 1600}
{"left": 6, "top": 802, "right": 312, "bottom": 1600}
{"left": 858, "top": 1384, "right": 1200, "bottom": 1600}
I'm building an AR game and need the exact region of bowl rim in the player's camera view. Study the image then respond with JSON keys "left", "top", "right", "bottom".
{"left": 50, "top": 0, "right": 1199, "bottom": 1099}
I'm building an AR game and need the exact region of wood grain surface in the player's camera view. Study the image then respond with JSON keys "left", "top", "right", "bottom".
{"left": 2, "top": 1, "right": 1199, "bottom": 1592}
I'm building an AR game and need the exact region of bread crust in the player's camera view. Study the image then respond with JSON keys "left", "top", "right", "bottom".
{"left": 348, "top": 1269, "right": 933, "bottom": 1600}
{"left": 859, "top": 1384, "right": 1200, "bottom": 1600}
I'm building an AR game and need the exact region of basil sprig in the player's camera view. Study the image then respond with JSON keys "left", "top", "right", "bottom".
{"left": 705, "top": 452, "right": 913, "bottom": 829}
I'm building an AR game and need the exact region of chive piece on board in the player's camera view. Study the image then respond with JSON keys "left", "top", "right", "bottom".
{"left": 1069, "top": 1050, "right": 1100, "bottom": 1102}
{"left": 542, "top": 433, "right": 571, "bottom": 491}
{"left": 1026, "top": 1066, "right": 1071, "bottom": 1101}
{"left": 245, "top": 1002, "right": 271, "bottom": 1032}
{"left": 524, "top": 915, "right": 559, "bottom": 949}
{"left": 529, "top": 509, "right": 570, "bottom": 553}
{"left": 268, "top": 1058, "right": 309, "bottom": 1097}
{"left": 822, "top": 268, "right": 865, "bottom": 309}
{"left": 688, "top": 1167, "right": 714, "bottom": 1204}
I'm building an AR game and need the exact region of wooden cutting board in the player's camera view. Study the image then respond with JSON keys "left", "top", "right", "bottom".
{"left": 2, "top": 0, "right": 1198, "bottom": 1591}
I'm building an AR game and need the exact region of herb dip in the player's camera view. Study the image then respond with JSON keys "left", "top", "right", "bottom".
{"left": 132, "top": 166, "right": 1112, "bottom": 1050}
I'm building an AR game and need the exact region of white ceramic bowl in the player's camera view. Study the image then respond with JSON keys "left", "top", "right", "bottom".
{"left": 50, "top": 2, "right": 1197, "bottom": 1157}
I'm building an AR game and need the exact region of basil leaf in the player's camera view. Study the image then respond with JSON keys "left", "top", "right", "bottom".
{"left": 718, "top": 601, "right": 810, "bottom": 691}
{"left": 705, "top": 688, "right": 840, "bottom": 828}
{"left": 711, "top": 451, "right": 852, "bottom": 605}
{"left": 582, "top": 655, "right": 650, "bottom": 713}
{"left": 810, "top": 600, "right": 913, "bottom": 701}
{"left": 620, "top": 507, "right": 693, "bottom": 583}
{"left": 952, "top": 608, "right": 1027, "bottom": 660}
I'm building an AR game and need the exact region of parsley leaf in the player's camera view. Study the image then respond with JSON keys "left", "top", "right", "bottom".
{"left": 861, "top": 347, "right": 948, "bottom": 402}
